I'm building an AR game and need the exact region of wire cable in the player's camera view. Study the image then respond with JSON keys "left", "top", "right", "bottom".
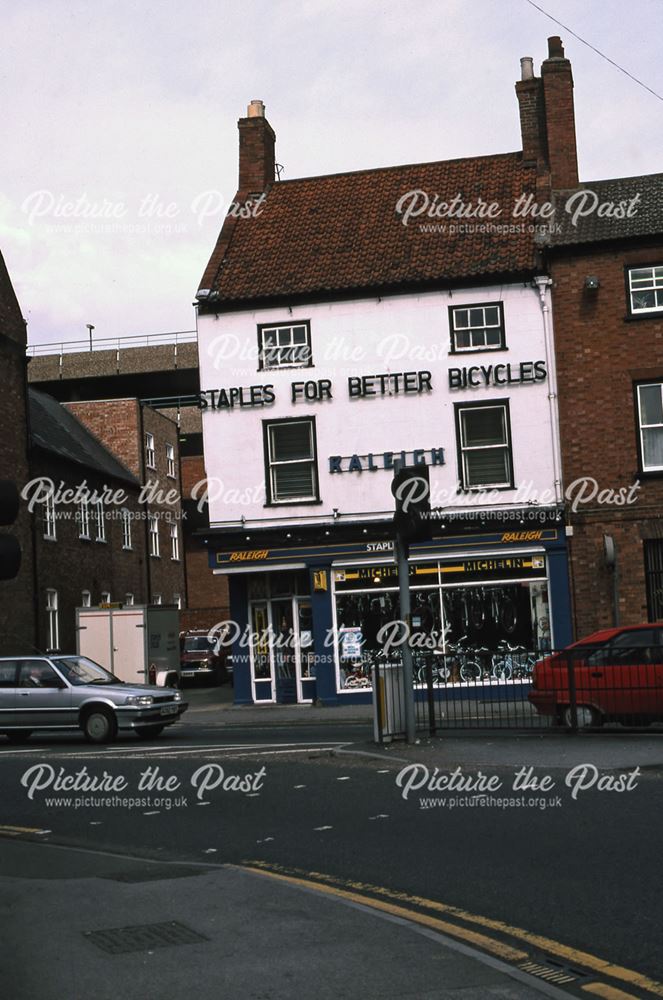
{"left": 523, "top": 0, "right": 663, "bottom": 102}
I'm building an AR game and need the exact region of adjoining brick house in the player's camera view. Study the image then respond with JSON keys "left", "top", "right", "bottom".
{"left": 194, "top": 55, "right": 584, "bottom": 704}
{"left": 515, "top": 38, "right": 663, "bottom": 634}
{"left": 544, "top": 178, "right": 663, "bottom": 635}
{"left": 0, "top": 252, "right": 35, "bottom": 654}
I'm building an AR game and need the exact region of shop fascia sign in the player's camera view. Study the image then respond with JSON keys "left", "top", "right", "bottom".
{"left": 198, "top": 361, "right": 548, "bottom": 410}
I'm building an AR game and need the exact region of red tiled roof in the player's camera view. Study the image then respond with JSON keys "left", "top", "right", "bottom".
{"left": 199, "top": 152, "right": 539, "bottom": 306}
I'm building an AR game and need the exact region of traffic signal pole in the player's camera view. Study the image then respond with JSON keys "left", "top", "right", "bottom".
{"left": 395, "top": 531, "right": 416, "bottom": 743}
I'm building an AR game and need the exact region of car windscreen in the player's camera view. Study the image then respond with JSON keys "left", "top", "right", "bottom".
{"left": 183, "top": 637, "right": 214, "bottom": 652}
{"left": 52, "top": 656, "right": 119, "bottom": 685}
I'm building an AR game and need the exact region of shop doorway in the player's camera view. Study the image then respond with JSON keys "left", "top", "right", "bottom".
{"left": 247, "top": 571, "right": 315, "bottom": 704}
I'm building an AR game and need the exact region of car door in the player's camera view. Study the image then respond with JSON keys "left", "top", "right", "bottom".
{"left": 16, "top": 660, "right": 72, "bottom": 729}
{"left": 0, "top": 660, "right": 18, "bottom": 727}
{"left": 585, "top": 629, "right": 659, "bottom": 719}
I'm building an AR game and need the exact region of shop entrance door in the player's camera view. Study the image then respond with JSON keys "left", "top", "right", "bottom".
{"left": 271, "top": 597, "right": 316, "bottom": 704}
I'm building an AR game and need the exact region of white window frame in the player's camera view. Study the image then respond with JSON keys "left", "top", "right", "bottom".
{"left": 81, "top": 590, "right": 91, "bottom": 608}
{"left": 265, "top": 418, "right": 318, "bottom": 504}
{"left": 166, "top": 443, "right": 176, "bottom": 478}
{"left": 170, "top": 522, "right": 180, "bottom": 561}
{"left": 456, "top": 401, "right": 513, "bottom": 490}
{"left": 173, "top": 593, "right": 182, "bottom": 610}
{"left": 145, "top": 432, "right": 156, "bottom": 470}
{"left": 258, "top": 321, "right": 312, "bottom": 370}
{"left": 79, "top": 497, "right": 90, "bottom": 539}
{"left": 95, "top": 500, "right": 106, "bottom": 542}
{"left": 46, "top": 589, "right": 59, "bottom": 651}
{"left": 101, "top": 591, "right": 111, "bottom": 604}
{"left": 637, "top": 382, "right": 663, "bottom": 472}
{"left": 149, "top": 515, "right": 160, "bottom": 557}
{"left": 121, "top": 508, "right": 132, "bottom": 550}
{"left": 44, "top": 493, "right": 57, "bottom": 540}
{"left": 152, "top": 593, "right": 162, "bottom": 605}
{"left": 628, "top": 265, "right": 663, "bottom": 315}
{"left": 125, "top": 593, "right": 135, "bottom": 606}
{"left": 450, "top": 302, "right": 505, "bottom": 352}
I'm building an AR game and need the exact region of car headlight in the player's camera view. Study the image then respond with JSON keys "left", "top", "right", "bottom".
{"left": 173, "top": 691, "right": 182, "bottom": 702}
{"left": 125, "top": 695, "right": 154, "bottom": 706}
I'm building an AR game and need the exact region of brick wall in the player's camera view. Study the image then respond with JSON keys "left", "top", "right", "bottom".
{"left": 0, "top": 254, "right": 35, "bottom": 654}
{"left": 550, "top": 241, "right": 663, "bottom": 634}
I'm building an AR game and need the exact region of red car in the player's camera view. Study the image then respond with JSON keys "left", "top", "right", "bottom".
{"left": 529, "top": 624, "right": 663, "bottom": 728}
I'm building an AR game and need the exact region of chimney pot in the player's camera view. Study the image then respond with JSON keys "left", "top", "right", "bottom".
{"left": 247, "top": 99, "right": 265, "bottom": 118}
{"left": 520, "top": 56, "right": 534, "bottom": 81}
{"left": 547, "top": 36, "right": 565, "bottom": 59}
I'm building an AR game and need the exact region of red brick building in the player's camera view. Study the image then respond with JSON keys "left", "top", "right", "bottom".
{"left": 66, "top": 399, "right": 186, "bottom": 608}
{"left": 518, "top": 38, "right": 663, "bottom": 633}
{"left": 546, "top": 179, "right": 663, "bottom": 635}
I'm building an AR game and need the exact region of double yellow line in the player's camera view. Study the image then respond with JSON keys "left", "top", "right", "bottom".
{"left": 240, "top": 862, "right": 663, "bottom": 999}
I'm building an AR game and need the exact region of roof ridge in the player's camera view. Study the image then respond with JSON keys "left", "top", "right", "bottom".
{"left": 274, "top": 150, "right": 529, "bottom": 186}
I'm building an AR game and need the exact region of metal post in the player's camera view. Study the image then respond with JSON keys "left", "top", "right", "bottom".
{"left": 396, "top": 532, "right": 416, "bottom": 743}
{"left": 86, "top": 324, "right": 95, "bottom": 352}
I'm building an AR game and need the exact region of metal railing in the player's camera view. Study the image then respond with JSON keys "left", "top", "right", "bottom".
{"left": 370, "top": 644, "right": 663, "bottom": 740}
{"left": 26, "top": 329, "right": 197, "bottom": 358}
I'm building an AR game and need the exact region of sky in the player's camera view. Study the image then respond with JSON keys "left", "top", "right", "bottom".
{"left": 1, "top": 0, "right": 662, "bottom": 347}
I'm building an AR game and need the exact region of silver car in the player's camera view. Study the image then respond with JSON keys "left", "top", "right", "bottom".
{"left": 0, "top": 655, "right": 187, "bottom": 744}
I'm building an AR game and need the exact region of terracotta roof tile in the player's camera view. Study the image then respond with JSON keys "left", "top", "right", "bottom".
{"left": 199, "top": 153, "right": 539, "bottom": 305}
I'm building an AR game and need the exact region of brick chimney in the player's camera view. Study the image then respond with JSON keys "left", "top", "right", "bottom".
{"left": 237, "top": 99, "right": 276, "bottom": 194}
{"left": 540, "top": 36, "right": 579, "bottom": 189}
{"left": 515, "top": 56, "right": 548, "bottom": 167}
{"left": 516, "top": 37, "right": 579, "bottom": 191}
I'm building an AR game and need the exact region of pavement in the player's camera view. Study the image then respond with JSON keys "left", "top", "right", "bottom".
{"left": 185, "top": 685, "right": 663, "bottom": 772}
{"left": 1, "top": 837, "right": 570, "bottom": 1000}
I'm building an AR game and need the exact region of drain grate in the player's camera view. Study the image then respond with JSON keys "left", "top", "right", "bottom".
{"left": 519, "top": 960, "right": 578, "bottom": 985}
{"left": 84, "top": 920, "right": 209, "bottom": 954}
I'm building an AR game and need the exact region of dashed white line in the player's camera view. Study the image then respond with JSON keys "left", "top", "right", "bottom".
{"left": 314, "top": 825, "right": 333, "bottom": 831}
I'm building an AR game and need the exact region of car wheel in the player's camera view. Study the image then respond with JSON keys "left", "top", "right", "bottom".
{"left": 82, "top": 708, "right": 117, "bottom": 744}
{"left": 562, "top": 704, "right": 602, "bottom": 729}
{"left": 5, "top": 729, "right": 32, "bottom": 744}
{"left": 135, "top": 725, "right": 165, "bottom": 740}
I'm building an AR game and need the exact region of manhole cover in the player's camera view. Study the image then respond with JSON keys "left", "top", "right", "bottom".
{"left": 84, "top": 921, "right": 209, "bottom": 954}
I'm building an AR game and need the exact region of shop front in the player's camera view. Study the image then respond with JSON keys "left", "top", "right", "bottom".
{"left": 210, "top": 523, "right": 572, "bottom": 706}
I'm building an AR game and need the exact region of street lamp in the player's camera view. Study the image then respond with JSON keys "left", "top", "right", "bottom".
{"left": 86, "top": 324, "right": 95, "bottom": 351}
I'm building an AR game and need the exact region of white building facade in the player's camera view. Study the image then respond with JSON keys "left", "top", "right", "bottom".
{"left": 195, "top": 98, "right": 572, "bottom": 705}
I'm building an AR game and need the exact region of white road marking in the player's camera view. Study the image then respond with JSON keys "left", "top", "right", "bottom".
{"left": 369, "top": 814, "right": 389, "bottom": 820}
{"left": 196, "top": 801, "right": 211, "bottom": 807}
{"left": 143, "top": 811, "right": 160, "bottom": 816}
{"left": 294, "top": 784, "right": 306, "bottom": 789}
{"left": 336, "top": 776, "right": 350, "bottom": 781}
{"left": 0, "top": 740, "right": 351, "bottom": 759}
{"left": 314, "top": 825, "right": 333, "bottom": 831}
{"left": 377, "top": 769, "right": 390, "bottom": 774}
{"left": 204, "top": 848, "right": 217, "bottom": 854}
